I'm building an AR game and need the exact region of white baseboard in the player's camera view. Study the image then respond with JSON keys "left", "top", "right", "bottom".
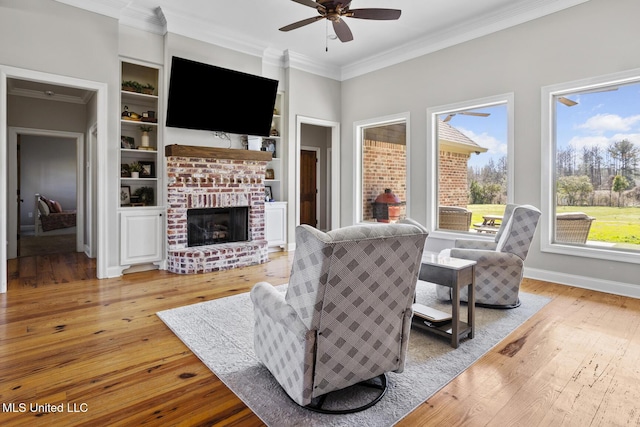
{"left": 525, "top": 267, "right": 640, "bottom": 299}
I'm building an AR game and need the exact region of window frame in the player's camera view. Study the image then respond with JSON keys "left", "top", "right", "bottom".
{"left": 353, "top": 112, "right": 410, "bottom": 225}
{"left": 426, "top": 93, "right": 514, "bottom": 238}
{"left": 541, "top": 69, "right": 640, "bottom": 264}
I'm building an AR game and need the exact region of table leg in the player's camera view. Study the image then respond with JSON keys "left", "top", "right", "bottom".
{"left": 451, "top": 280, "right": 460, "bottom": 348}
{"left": 468, "top": 265, "right": 475, "bottom": 339}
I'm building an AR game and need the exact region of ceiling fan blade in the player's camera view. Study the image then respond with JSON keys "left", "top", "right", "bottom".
{"left": 279, "top": 16, "right": 325, "bottom": 32}
{"left": 291, "top": 0, "right": 326, "bottom": 11}
{"left": 333, "top": 18, "right": 353, "bottom": 42}
{"left": 558, "top": 96, "right": 578, "bottom": 107}
{"left": 461, "top": 112, "right": 491, "bottom": 117}
{"left": 348, "top": 8, "right": 402, "bottom": 20}
{"left": 443, "top": 114, "right": 455, "bottom": 122}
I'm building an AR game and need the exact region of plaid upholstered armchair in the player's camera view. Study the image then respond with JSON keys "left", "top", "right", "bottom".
{"left": 436, "top": 204, "right": 541, "bottom": 308}
{"left": 250, "top": 220, "right": 428, "bottom": 413}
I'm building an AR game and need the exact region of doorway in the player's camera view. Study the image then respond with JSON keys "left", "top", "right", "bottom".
{"left": 1, "top": 66, "right": 108, "bottom": 293}
{"left": 17, "top": 133, "right": 80, "bottom": 257}
{"left": 295, "top": 117, "right": 340, "bottom": 234}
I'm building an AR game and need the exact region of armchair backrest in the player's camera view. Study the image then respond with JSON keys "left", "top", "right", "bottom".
{"left": 284, "top": 221, "right": 428, "bottom": 395}
{"left": 496, "top": 204, "right": 541, "bottom": 260}
{"left": 493, "top": 203, "right": 517, "bottom": 243}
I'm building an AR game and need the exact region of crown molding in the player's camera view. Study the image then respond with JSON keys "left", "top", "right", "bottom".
{"left": 340, "top": 0, "right": 590, "bottom": 80}
{"left": 54, "top": 0, "right": 590, "bottom": 82}
{"left": 7, "top": 84, "right": 91, "bottom": 105}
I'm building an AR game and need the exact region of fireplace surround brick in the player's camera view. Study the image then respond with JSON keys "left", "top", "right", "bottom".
{"left": 165, "top": 145, "right": 271, "bottom": 274}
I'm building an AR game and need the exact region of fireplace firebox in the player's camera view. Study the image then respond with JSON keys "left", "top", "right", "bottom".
{"left": 187, "top": 207, "right": 249, "bottom": 247}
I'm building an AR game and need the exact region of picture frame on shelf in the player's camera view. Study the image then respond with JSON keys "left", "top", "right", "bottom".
{"left": 265, "top": 186, "right": 273, "bottom": 202}
{"left": 121, "top": 163, "right": 131, "bottom": 177}
{"left": 121, "top": 136, "right": 134, "bottom": 149}
{"left": 120, "top": 186, "right": 131, "bottom": 206}
{"left": 263, "top": 139, "right": 276, "bottom": 158}
{"left": 139, "top": 161, "right": 155, "bottom": 178}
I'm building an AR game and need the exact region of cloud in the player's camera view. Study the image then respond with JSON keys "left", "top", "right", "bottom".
{"left": 568, "top": 133, "right": 640, "bottom": 151}
{"left": 578, "top": 113, "right": 640, "bottom": 133}
{"left": 457, "top": 127, "right": 507, "bottom": 156}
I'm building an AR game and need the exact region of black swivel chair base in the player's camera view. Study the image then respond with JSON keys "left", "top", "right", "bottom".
{"left": 303, "top": 373, "right": 388, "bottom": 414}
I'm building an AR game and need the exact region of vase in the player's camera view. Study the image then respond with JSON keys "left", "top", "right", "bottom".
{"left": 131, "top": 172, "right": 139, "bottom": 179}
{"left": 141, "top": 132, "right": 150, "bottom": 147}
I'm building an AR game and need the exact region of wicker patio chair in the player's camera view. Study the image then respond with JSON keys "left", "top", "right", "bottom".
{"left": 555, "top": 212, "right": 595, "bottom": 244}
{"left": 438, "top": 206, "right": 472, "bottom": 231}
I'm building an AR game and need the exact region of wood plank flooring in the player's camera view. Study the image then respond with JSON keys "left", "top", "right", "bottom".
{"left": 1, "top": 252, "right": 639, "bottom": 426}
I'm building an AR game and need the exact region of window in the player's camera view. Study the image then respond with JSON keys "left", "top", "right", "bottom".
{"left": 354, "top": 114, "right": 409, "bottom": 224}
{"left": 427, "top": 94, "right": 513, "bottom": 234}
{"left": 542, "top": 70, "right": 640, "bottom": 263}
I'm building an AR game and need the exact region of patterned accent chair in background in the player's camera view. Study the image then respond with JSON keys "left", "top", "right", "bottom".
{"left": 436, "top": 204, "right": 541, "bottom": 308}
{"left": 251, "top": 219, "right": 428, "bottom": 413}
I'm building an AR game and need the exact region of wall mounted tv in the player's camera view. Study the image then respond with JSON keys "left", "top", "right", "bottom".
{"left": 166, "top": 56, "right": 278, "bottom": 137}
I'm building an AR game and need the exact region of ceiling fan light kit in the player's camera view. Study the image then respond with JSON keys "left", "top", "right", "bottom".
{"left": 280, "top": 0, "right": 401, "bottom": 43}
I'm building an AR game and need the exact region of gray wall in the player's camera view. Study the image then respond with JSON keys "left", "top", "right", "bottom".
{"left": 340, "top": 0, "right": 640, "bottom": 287}
{"left": 20, "top": 135, "right": 76, "bottom": 228}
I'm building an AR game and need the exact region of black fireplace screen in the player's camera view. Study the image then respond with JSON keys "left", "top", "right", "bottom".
{"left": 187, "top": 207, "right": 249, "bottom": 247}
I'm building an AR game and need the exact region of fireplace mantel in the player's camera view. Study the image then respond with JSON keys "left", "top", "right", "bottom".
{"left": 165, "top": 144, "right": 272, "bottom": 162}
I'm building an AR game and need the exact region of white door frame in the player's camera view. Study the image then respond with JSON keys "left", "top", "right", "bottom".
{"left": 0, "top": 66, "right": 108, "bottom": 293}
{"left": 8, "top": 127, "right": 85, "bottom": 257}
{"left": 294, "top": 116, "right": 340, "bottom": 232}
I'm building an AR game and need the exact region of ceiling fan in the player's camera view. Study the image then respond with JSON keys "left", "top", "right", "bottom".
{"left": 279, "top": 0, "right": 402, "bottom": 43}
{"left": 443, "top": 112, "right": 491, "bottom": 122}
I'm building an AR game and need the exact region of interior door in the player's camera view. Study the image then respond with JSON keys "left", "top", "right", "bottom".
{"left": 300, "top": 149, "right": 317, "bottom": 227}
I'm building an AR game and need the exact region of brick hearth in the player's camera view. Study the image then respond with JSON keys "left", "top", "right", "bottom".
{"left": 165, "top": 145, "right": 272, "bottom": 274}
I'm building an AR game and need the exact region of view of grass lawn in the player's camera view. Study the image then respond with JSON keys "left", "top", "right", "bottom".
{"left": 468, "top": 204, "right": 640, "bottom": 248}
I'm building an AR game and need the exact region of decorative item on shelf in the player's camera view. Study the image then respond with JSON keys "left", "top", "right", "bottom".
{"left": 273, "top": 107, "right": 279, "bottom": 115}
{"left": 121, "top": 105, "right": 141, "bottom": 121}
{"left": 264, "top": 139, "right": 276, "bottom": 158}
{"left": 265, "top": 168, "right": 275, "bottom": 180}
{"left": 129, "top": 161, "right": 143, "bottom": 179}
{"left": 122, "top": 80, "right": 143, "bottom": 93}
{"left": 121, "top": 136, "right": 135, "bottom": 149}
{"left": 139, "top": 125, "right": 153, "bottom": 148}
{"left": 121, "top": 163, "right": 131, "bottom": 177}
{"left": 134, "top": 186, "right": 154, "bottom": 206}
{"left": 141, "top": 83, "right": 155, "bottom": 95}
{"left": 270, "top": 127, "right": 279, "bottom": 137}
{"left": 139, "top": 161, "right": 155, "bottom": 178}
{"left": 265, "top": 185, "right": 273, "bottom": 202}
{"left": 120, "top": 186, "right": 131, "bottom": 206}
{"left": 141, "top": 111, "right": 157, "bottom": 123}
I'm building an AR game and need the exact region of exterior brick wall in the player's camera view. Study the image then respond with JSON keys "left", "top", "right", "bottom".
{"left": 166, "top": 155, "right": 268, "bottom": 274}
{"left": 439, "top": 150, "right": 470, "bottom": 207}
{"left": 362, "top": 140, "right": 407, "bottom": 221}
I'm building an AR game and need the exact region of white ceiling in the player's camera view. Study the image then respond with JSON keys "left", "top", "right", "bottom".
{"left": 55, "top": 0, "right": 586, "bottom": 81}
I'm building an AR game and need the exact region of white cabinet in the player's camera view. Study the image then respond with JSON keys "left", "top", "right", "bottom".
{"left": 265, "top": 202, "right": 287, "bottom": 250}
{"left": 120, "top": 209, "right": 164, "bottom": 265}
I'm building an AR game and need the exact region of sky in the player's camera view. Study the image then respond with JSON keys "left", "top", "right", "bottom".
{"left": 437, "top": 80, "right": 640, "bottom": 170}
{"left": 438, "top": 103, "right": 508, "bottom": 170}
{"left": 555, "top": 81, "right": 640, "bottom": 155}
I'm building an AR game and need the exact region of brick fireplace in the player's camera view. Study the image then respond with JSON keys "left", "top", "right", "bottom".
{"left": 165, "top": 145, "right": 272, "bottom": 274}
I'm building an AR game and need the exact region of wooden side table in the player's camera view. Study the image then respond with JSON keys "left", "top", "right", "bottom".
{"left": 413, "top": 252, "right": 476, "bottom": 348}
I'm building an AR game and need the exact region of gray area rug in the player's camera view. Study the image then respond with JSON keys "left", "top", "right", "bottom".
{"left": 157, "top": 281, "right": 550, "bottom": 426}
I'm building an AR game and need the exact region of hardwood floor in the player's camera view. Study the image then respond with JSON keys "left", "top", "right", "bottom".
{"left": 1, "top": 252, "right": 639, "bottom": 426}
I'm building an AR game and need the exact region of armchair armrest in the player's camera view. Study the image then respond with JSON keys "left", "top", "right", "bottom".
{"left": 455, "top": 239, "right": 498, "bottom": 250}
{"left": 250, "top": 282, "right": 308, "bottom": 337}
{"left": 449, "top": 248, "right": 524, "bottom": 268}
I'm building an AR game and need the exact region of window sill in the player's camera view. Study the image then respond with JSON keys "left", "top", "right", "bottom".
{"left": 541, "top": 241, "right": 640, "bottom": 265}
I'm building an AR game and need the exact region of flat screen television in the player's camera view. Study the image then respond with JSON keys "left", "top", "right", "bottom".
{"left": 166, "top": 56, "right": 278, "bottom": 137}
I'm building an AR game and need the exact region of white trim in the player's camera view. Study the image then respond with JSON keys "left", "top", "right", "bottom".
{"left": 426, "top": 93, "right": 514, "bottom": 232}
{"left": 0, "top": 65, "right": 109, "bottom": 293}
{"left": 294, "top": 116, "right": 340, "bottom": 236}
{"left": 526, "top": 267, "right": 640, "bottom": 299}
{"left": 541, "top": 68, "right": 640, "bottom": 265}
{"left": 353, "top": 112, "right": 410, "bottom": 225}
{"left": 326, "top": 147, "right": 332, "bottom": 230}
